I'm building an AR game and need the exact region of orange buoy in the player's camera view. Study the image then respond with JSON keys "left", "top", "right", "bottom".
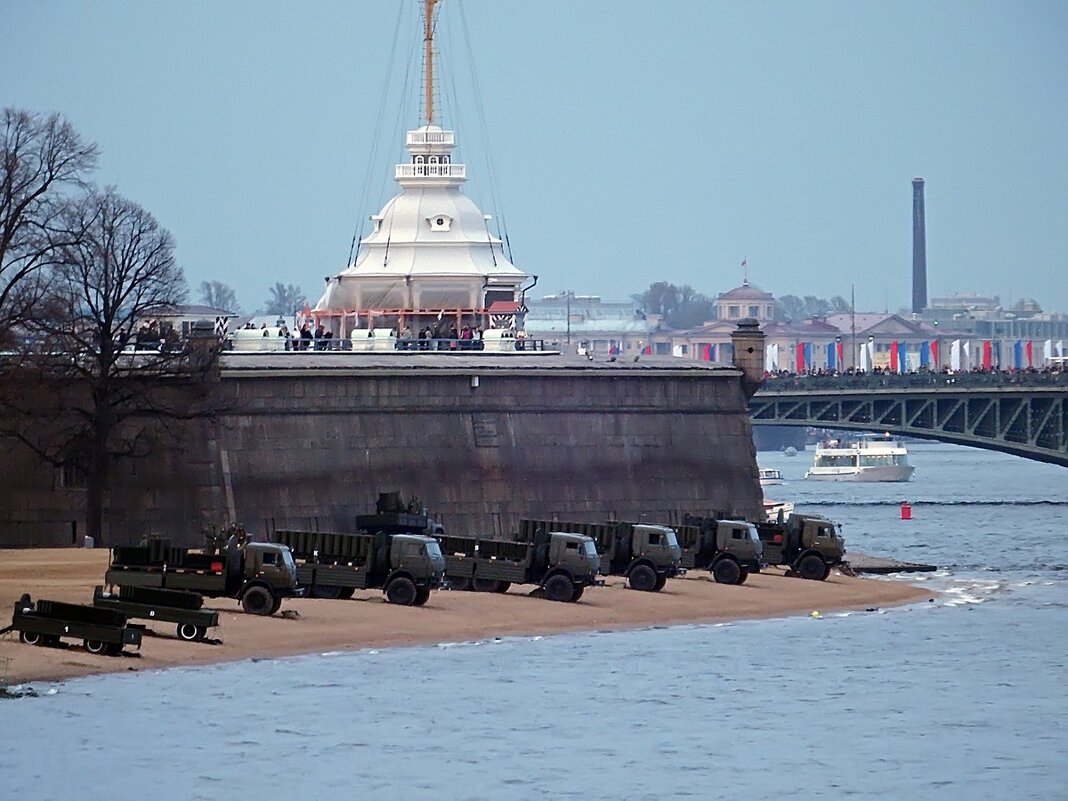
{"left": 900, "top": 502, "right": 912, "bottom": 520}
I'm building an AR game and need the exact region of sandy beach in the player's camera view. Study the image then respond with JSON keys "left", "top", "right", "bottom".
{"left": 0, "top": 548, "right": 933, "bottom": 685}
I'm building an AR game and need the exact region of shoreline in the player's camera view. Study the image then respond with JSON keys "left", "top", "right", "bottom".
{"left": 0, "top": 549, "right": 933, "bottom": 686}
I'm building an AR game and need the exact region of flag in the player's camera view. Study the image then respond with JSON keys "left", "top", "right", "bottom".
{"left": 951, "top": 340, "right": 961, "bottom": 371}
{"left": 764, "top": 343, "right": 779, "bottom": 372}
{"left": 1043, "top": 339, "right": 1052, "bottom": 364}
{"left": 1025, "top": 340, "right": 1033, "bottom": 367}
{"left": 826, "top": 341, "right": 836, "bottom": 370}
{"left": 919, "top": 340, "right": 929, "bottom": 368}
{"left": 963, "top": 341, "right": 971, "bottom": 369}
{"left": 803, "top": 342, "right": 812, "bottom": 370}
{"left": 701, "top": 344, "right": 713, "bottom": 362}
{"left": 897, "top": 341, "right": 907, "bottom": 373}
{"left": 931, "top": 340, "right": 939, "bottom": 367}
{"left": 889, "top": 341, "right": 898, "bottom": 372}
{"left": 982, "top": 340, "right": 992, "bottom": 370}
{"left": 437, "top": 309, "right": 445, "bottom": 321}
{"left": 835, "top": 339, "right": 844, "bottom": 369}
{"left": 1057, "top": 340, "right": 1065, "bottom": 358}
{"left": 1013, "top": 340, "right": 1023, "bottom": 370}
{"left": 672, "top": 344, "right": 684, "bottom": 358}
{"left": 795, "top": 342, "right": 806, "bottom": 371}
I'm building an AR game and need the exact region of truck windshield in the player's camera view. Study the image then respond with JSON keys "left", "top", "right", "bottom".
{"left": 425, "top": 541, "right": 443, "bottom": 559}
{"left": 281, "top": 548, "right": 296, "bottom": 571}
{"left": 582, "top": 540, "right": 598, "bottom": 557}
{"left": 662, "top": 528, "right": 679, "bottom": 549}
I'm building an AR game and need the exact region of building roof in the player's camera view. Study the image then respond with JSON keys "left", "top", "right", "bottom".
{"left": 716, "top": 282, "right": 774, "bottom": 302}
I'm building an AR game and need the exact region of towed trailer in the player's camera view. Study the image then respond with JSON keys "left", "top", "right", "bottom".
{"left": 3, "top": 595, "right": 143, "bottom": 656}
{"left": 93, "top": 586, "right": 219, "bottom": 642}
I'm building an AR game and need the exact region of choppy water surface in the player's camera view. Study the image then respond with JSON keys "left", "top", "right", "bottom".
{"left": 2, "top": 443, "right": 1066, "bottom": 800}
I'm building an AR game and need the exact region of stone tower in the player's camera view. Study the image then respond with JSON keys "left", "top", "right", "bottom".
{"left": 731, "top": 318, "right": 766, "bottom": 398}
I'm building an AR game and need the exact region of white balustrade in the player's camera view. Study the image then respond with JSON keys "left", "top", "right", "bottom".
{"left": 395, "top": 163, "right": 467, "bottom": 179}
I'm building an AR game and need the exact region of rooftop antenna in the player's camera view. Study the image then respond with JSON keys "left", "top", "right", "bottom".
{"left": 423, "top": 0, "right": 438, "bottom": 125}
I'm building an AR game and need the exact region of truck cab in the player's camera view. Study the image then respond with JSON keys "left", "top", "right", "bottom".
{"left": 547, "top": 532, "right": 601, "bottom": 580}
{"left": 389, "top": 534, "right": 446, "bottom": 585}
{"left": 243, "top": 542, "right": 298, "bottom": 588}
{"left": 630, "top": 524, "right": 683, "bottom": 572}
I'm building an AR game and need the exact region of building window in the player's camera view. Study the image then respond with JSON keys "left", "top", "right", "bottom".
{"left": 680, "top": 344, "right": 689, "bottom": 354}
{"left": 728, "top": 305, "right": 740, "bottom": 318}
{"left": 59, "top": 451, "right": 88, "bottom": 489}
{"left": 748, "top": 305, "right": 759, "bottom": 317}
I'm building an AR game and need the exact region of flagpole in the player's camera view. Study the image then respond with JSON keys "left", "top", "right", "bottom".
{"left": 850, "top": 284, "right": 856, "bottom": 371}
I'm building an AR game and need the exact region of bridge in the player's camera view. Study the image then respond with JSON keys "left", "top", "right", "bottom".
{"left": 749, "top": 372, "right": 1068, "bottom": 467}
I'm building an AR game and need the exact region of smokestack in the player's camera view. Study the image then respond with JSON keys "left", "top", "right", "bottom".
{"left": 912, "top": 178, "right": 927, "bottom": 314}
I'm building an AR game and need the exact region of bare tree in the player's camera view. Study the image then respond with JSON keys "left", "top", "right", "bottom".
{"left": 0, "top": 108, "right": 98, "bottom": 345}
{"left": 263, "top": 282, "right": 307, "bottom": 315}
{"left": 0, "top": 189, "right": 222, "bottom": 545}
{"left": 198, "top": 280, "right": 239, "bottom": 312}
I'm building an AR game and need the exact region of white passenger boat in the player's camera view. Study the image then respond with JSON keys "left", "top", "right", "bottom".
{"left": 763, "top": 499, "right": 794, "bottom": 522}
{"left": 803, "top": 435, "right": 915, "bottom": 482}
{"left": 758, "top": 468, "right": 784, "bottom": 486}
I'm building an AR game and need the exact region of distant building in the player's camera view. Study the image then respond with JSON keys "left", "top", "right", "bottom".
{"left": 524, "top": 292, "right": 652, "bottom": 356}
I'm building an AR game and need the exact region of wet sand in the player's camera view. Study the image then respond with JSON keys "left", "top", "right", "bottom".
{"left": 0, "top": 549, "right": 933, "bottom": 685}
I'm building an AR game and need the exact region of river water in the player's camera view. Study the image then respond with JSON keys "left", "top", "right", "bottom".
{"left": 1, "top": 443, "right": 1065, "bottom": 800}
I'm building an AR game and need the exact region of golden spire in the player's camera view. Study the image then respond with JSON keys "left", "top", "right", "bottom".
{"left": 423, "top": 0, "right": 438, "bottom": 125}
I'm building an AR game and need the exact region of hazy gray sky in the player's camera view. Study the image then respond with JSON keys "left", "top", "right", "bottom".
{"left": 5, "top": 1, "right": 1067, "bottom": 314}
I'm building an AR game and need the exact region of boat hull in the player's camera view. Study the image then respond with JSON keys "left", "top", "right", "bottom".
{"left": 804, "top": 465, "right": 915, "bottom": 482}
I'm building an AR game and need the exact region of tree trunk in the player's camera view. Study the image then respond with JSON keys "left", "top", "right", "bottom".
{"left": 84, "top": 421, "right": 110, "bottom": 547}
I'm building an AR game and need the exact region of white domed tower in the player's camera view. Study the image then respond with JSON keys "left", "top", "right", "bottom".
{"left": 315, "top": 0, "right": 528, "bottom": 335}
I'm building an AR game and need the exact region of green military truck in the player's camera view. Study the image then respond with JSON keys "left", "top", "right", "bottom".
{"left": 93, "top": 585, "right": 219, "bottom": 642}
{"left": 755, "top": 513, "right": 847, "bottom": 580}
{"left": 518, "top": 519, "right": 683, "bottom": 592}
{"left": 675, "top": 515, "right": 763, "bottom": 585}
{"left": 271, "top": 525, "right": 446, "bottom": 606}
{"left": 105, "top": 528, "right": 302, "bottom": 616}
{"left": 4, "top": 594, "right": 143, "bottom": 656}
{"left": 434, "top": 529, "right": 601, "bottom": 602}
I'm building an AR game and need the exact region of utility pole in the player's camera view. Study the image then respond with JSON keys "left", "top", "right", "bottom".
{"left": 566, "top": 290, "right": 572, "bottom": 346}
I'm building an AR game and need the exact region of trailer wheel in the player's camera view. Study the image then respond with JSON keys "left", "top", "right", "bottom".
{"left": 177, "top": 623, "right": 205, "bottom": 642}
{"left": 544, "top": 574, "right": 575, "bottom": 603}
{"left": 797, "top": 554, "right": 827, "bottom": 581}
{"left": 84, "top": 639, "right": 108, "bottom": 655}
{"left": 494, "top": 582, "right": 512, "bottom": 594}
{"left": 241, "top": 586, "right": 274, "bottom": 615}
{"left": 628, "top": 564, "right": 659, "bottom": 592}
{"left": 449, "top": 577, "right": 472, "bottom": 591}
{"left": 337, "top": 587, "right": 356, "bottom": 600}
{"left": 712, "top": 559, "right": 742, "bottom": 585}
{"left": 413, "top": 586, "right": 431, "bottom": 606}
{"left": 385, "top": 577, "right": 418, "bottom": 606}
{"left": 571, "top": 585, "right": 585, "bottom": 602}
{"left": 737, "top": 568, "right": 750, "bottom": 585}
{"left": 19, "top": 630, "right": 41, "bottom": 646}
{"left": 472, "top": 577, "right": 501, "bottom": 593}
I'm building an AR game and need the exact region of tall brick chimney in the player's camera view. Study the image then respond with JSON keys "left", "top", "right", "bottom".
{"left": 912, "top": 177, "right": 927, "bottom": 314}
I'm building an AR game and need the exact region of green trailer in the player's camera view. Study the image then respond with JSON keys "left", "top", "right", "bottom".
{"left": 434, "top": 530, "right": 601, "bottom": 602}
{"left": 4, "top": 595, "right": 143, "bottom": 656}
{"left": 93, "top": 585, "right": 219, "bottom": 642}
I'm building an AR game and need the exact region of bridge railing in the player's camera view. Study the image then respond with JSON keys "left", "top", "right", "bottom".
{"left": 759, "top": 370, "right": 1067, "bottom": 392}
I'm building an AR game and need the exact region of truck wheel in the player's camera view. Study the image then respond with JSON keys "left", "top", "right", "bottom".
{"left": 628, "top": 565, "right": 659, "bottom": 592}
{"left": 337, "top": 587, "right": 356, "bottom": 599}
{"left": 241, "top": 586, "right": 274, "bottom": 615}
{"left": 737, "top": 569, "right": 750, "bottom": 585}
{"left": 472, "top": 577, "right": 501, "bottom": 593}
{"left": 177, "top": 623, "right": 205, "bottom": 642}
{"left": 494, "top": 582, "right": 512, "bottom": 594}
{"left": 385, "top": 577, "right": 418, "bottom": 606}
{"left": 449, "top": 577, "right": 472, "bottom": 591}
{"left": 653, "top": 574, "right": 668, "bottom": 592}
{"left": 571, "top": 585, "right": 585, "bottom": 602}
{"left": 821, "top": 563, "right": 832, "bottom": 581}
{"left": 544, "top": 574, "right": 575, "bottom": 603}
{"left": 84, "top": 639, "right": 107, "bottom": 655}
{"left": 311, "top": 585, "right": 343, "bottom": 599}
{"left": 413, "top": 586, "right": 431, "bottom": 606}
{"left": 797, "top": 554, "right": 827, "bottom": 581}
{"left": 19, "top": 630, "right": 41, "bottom": 646}
{"left": 269, "top": 596, "right": 283, "bottom": 615}
{"left": 712, "top": 559, "right": 742, "bottom": 585}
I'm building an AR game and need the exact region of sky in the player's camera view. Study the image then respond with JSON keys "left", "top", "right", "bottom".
{"left": 4, "top": 0, "right": 1067, "bottom": 315}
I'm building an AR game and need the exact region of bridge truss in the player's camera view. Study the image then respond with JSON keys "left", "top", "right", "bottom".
{"left": 750, "top": 386, "right": 1068, "bottom": 467}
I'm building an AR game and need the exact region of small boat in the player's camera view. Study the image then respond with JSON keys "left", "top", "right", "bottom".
{"left": 803, "top": 434, "right": 915, "bottom": 482}
{"left": 763, "top": 499, "right": 794, "bottom": 522}
{"left": 758, "top": 468, "right": 784, "bottom": 486}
